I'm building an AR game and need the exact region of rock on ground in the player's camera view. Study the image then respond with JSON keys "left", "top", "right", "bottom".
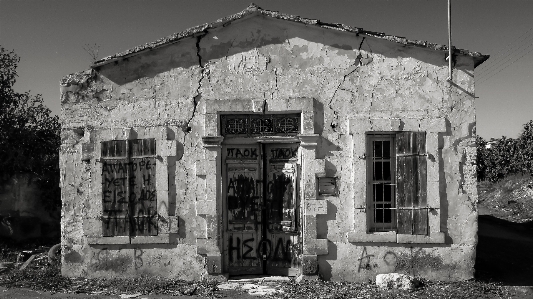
{"left": 375, "top": 273, "right": 416, "bottom": 290}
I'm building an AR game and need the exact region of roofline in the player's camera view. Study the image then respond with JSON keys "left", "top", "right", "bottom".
{"left": 91, "top": 3, "right": 489, "bottom": 69}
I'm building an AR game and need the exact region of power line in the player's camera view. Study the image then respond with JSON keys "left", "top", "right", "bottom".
{"left": 476, "top": 31, "right": 533, "bottom": 79}
{"left": 477, "top": 44, "right": 533, "bottom": 81}
{"left": 476, "top": 36, "right": 533, "bottom": 81}
{"left": 477, "top": 37, "right": 533, "bottom": 82}
{"left": 476, "top": 25, "right": 533, "bottom": 73}
{"left": 477, "top": 45, "right": 533, "bottom": 85}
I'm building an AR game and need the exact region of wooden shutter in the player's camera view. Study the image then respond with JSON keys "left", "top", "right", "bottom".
{"left": 101, "top": 140, "right": 130, "bottom": 236}
{"left": 395, "top": 132, "right": 427, "bottom": 235}
{"left": 129, "top": 139, "right": 158, "bottom": 236}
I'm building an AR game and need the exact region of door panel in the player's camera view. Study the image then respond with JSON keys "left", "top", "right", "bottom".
{"left": 226, "top": 163, "right": 262, "bottom": 275}
{"left": 225, "top": 145, "right": 262, "bottom": 275}
{"left": 224, "top": 144, "right": 300, "bottom": 276}
{"left": 264, "top": 144, "right": 300, "bottom": 275}
{"left": 265, "top": 232, "right": 299, "bottom": 275}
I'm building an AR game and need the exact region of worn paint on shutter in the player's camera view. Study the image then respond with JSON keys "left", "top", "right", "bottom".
{"left": 396, "top": 150, "right": 414, "bottom": 234}
{"left": 101, "top": 140, "right": 129, "bottom": 236}
{"left": 396, "top": 132, "right": 427, "bottom": 235}
{"left": 130, "top": 138, "right": 156, "bottom": 157}
{"left": 130, "top": 139, "right": 157, "bottom": 236}
{"left": 413, "top": 155, "right": 428, "bottom": 234}
{"left": 101, "top": 140, "right": 127, "bottom": 158}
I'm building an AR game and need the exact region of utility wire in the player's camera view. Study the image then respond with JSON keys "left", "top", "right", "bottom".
{"left": 477, "top": 45, "right": 533, "bottom": 84}
{"left": 477, "top": 42, "right": 533, "bottom": 81}
{"left": 476, "top": 27, "right": 533, "bottom": 79}
{"left": 476, "top": 25, "right": 533, "bottom": 73}
{"left": 476, "top": 36, "right": 533, "bottom": 81}
{"left": 477, "top": 35, "right": 533, "bottom": 79}
{"left": 479, "top": 42, "right": 533, "bottom": 83}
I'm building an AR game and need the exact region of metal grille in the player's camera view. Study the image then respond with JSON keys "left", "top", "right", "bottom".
{"left": 221, "top": 114, "right": 300, "bottom": 137}
{"left": 369, "top": 137, "right": 396, "bottom": 232}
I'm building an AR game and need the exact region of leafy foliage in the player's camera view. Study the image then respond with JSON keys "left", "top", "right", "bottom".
{"left": 477, "top": 120, "right": 533, "bottom": 182}
{"left": 0, "top": 47, "right": 60, "bottom": 211}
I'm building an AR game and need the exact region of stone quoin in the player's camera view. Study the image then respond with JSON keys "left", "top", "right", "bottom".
{"left": 59, "top": 4, "right": 488, "bottom": 281}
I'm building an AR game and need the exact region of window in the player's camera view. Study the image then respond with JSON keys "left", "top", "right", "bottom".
{"left": 101, "top": 139, "right": 157, "bottom": 237}
{"left": 367, "top": 132, "right": 427, "bottom": 235}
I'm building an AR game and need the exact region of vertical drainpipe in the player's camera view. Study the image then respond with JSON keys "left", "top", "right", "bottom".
{"left": 447, "top": 0, "right": 453, "bottom": 81}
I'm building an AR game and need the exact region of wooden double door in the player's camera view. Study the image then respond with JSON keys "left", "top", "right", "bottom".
{"left": 223, "top": 143, "right": 300, "bottom": 276}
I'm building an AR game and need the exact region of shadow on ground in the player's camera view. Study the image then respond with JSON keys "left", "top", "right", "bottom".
{"left": 475, "top": 215, "right": 533, "bottom": 287}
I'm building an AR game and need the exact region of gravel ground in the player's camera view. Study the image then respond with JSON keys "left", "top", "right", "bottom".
{"left": 0, "top": 264, "right": 531, "bottom": 299}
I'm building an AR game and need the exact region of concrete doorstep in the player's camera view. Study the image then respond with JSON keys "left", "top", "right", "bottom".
{"left": 217, "top": 276, "right": 290, "bottom": 296}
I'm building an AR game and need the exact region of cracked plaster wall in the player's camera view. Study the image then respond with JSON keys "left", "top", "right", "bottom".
{"left": 60, "top": 15, "right": 477, "bottom": 281}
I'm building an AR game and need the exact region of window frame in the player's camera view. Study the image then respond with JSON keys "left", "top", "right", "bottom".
{"left": 84, "top": 128, "right": 177, "bottom": 245}
{"left": 366, "top": 133, "right": 397, "bottom": 232}
{"left": 100, "top": 138, "right": 158, "bottom": 238}
{"left": 347, "top": 118, "right": 446, "bottom": 244}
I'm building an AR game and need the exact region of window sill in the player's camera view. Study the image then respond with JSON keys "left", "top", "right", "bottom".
{"left": 396, "top": 232, "right": 445, "bottom": 244}
{"left": 347, "top": 231, "right": 445, "bottom": 244}
{"left": 131, "top": 234, "right": 170, "bottom": 244}
{"left": 87, "top": 236, "right": 130, "bottom": 245}
{"left": 87, "top": 234, "right": 170, "bottom": 245}
{"left": 347, "top": 231, "right": 396, "bottom": 243}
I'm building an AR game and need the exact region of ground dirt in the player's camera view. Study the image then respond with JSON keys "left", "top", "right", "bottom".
{"left": 478, "top": 174, "right": 533, "bottom": 223}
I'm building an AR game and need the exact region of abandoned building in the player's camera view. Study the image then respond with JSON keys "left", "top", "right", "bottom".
{"left": 59, "top": 4, "right": 489, "bottom": 281}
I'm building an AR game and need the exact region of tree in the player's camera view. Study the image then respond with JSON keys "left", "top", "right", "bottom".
{"left": 517, "top": 120, "right": 533, "bottom": 176}
{"left": 476, "top": 120, "right": 533, "bottom": 182}
{"left": 0, "top": 47, "right": 61, "bottom": 211}
{"left": 476, "top": 136, "right": 487, "bottom": 181}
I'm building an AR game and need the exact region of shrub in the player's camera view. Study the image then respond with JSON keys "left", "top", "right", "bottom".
{"left": 477, "top": 120, "right": 533, "bottom": 182}
{"left": 0, "top": 47, "right": 60, "bottom": 211}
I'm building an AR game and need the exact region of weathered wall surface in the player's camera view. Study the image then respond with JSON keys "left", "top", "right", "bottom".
{"left": 61, "top": 15, "right": 477, "bottom": 281}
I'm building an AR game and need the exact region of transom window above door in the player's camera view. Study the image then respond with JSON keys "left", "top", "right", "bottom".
{"left": 220, "top": 114, "right": 301, "bottom": 137}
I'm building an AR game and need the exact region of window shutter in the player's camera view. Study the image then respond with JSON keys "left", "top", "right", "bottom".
{"left": 101, "top": 140, "right": 130, "bottom": 236}
{"left": 395, "top": 132, "right": 427, "bottom": 235}
{"left": 129, "top": 139, "right": 158, "bottom": 236}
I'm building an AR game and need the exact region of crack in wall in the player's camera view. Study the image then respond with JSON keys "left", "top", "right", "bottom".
{"left": 271, "top": 67, "right": 279, "bottom": 100}
{"left": 328, "top": 37, "right": 366, "bottom": 131}
{"left": 328, "top": 37, "right": 366, "bottom": 106}
{"left": 184, "top": 31, "right": 208, "bottom": 136}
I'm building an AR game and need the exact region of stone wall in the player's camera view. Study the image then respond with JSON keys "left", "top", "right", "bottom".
{"left": 60, "top": 15, "right": 477, "bottom": 281}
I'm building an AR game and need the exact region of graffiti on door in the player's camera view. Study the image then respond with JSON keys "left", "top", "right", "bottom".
{"left": 227, "top": 174, "right": 260, "bottom": 221}
{"left": 266, "top": 162, "right": 297, "bottom": 232}
{"left": 270, "top": 147, "right": 298, "bottom": 160}
{"left": 225, "top": 144, "right": 300, "bottom": 275}
{"left": 228, "top": 236, "right": 294, "bottom": 262}
{"left": 226, "top": 148, "right": 259, "bottom": 159}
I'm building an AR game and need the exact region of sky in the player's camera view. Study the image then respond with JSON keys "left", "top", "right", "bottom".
{"left": 1, "top": 0, "right": 532, "bottom": 140}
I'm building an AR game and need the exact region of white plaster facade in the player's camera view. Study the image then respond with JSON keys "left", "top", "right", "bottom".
{"left": 60, "top": 5, "right": 487, "bottom": 281}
